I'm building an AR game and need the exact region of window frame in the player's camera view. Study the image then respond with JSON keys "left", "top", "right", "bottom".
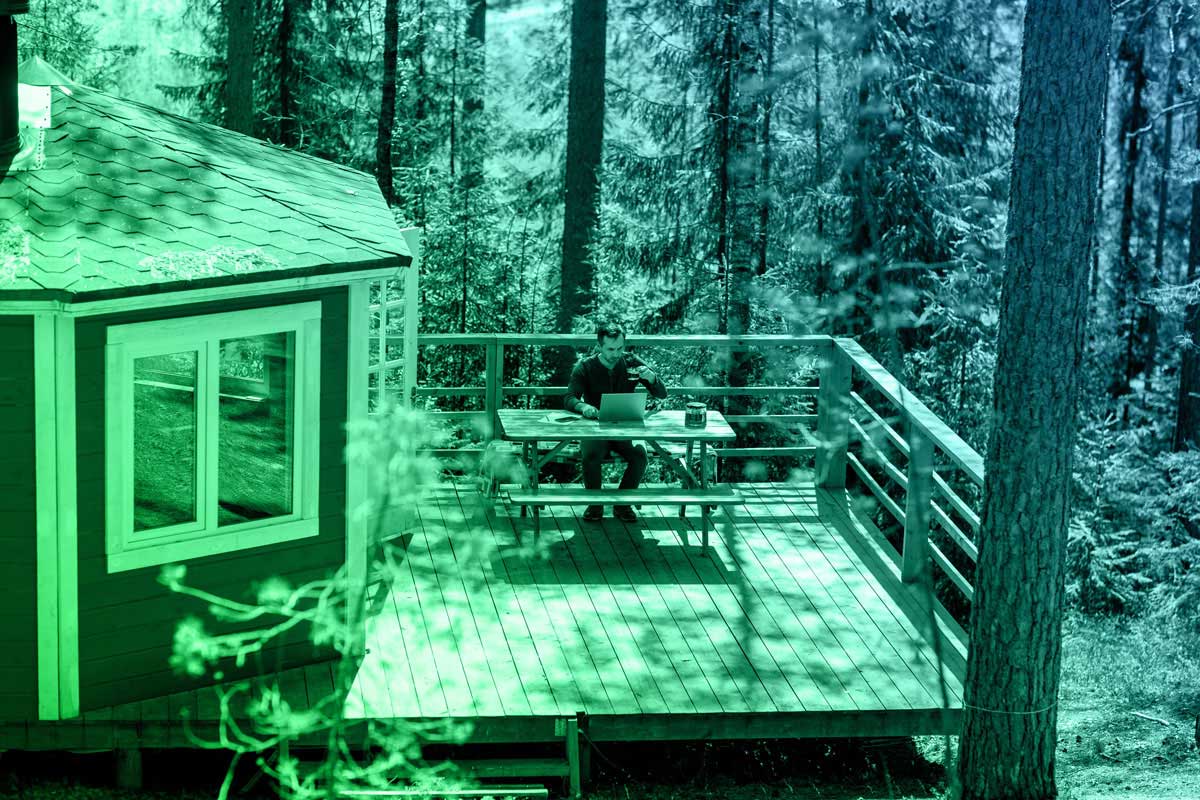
{"left": 104, "top": 301, "right": 322, "bottom": 573}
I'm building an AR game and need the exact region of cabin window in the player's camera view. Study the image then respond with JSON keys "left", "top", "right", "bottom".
{"left": 105, "top": 302, "right": 322, "bottom": 573}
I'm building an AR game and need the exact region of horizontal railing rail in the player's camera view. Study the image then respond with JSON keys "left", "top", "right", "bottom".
{"left": 394, "top": 334, "right": 832, "bottom": 468}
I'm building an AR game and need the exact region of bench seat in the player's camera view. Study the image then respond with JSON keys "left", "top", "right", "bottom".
{"left": 503, "top": 485, "right": 742, "bottom": 549}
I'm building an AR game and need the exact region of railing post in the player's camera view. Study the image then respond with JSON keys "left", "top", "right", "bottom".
{"left": 484, "top": 339, "right": 502, "bottom": 440}
{"left": 816, "top": 341, "right": 851, "bottom": 488}
{"left": 901, "top": 428, "right": 934, "bottom": 583}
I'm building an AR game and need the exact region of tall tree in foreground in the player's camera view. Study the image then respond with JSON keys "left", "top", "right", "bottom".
{"left": 557, "top": 0, "right": 607, "bottom": 346}
{"left": 955, "top": 0, "right": 1110, "bottom": 798}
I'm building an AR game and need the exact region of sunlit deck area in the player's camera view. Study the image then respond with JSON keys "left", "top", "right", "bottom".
{"left": 346, "top": 476, "right": 964, "bottom": 741}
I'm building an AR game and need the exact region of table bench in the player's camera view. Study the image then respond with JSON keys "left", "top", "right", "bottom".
{"left": 503, "top": 485, "right": 743, "bottom": 549}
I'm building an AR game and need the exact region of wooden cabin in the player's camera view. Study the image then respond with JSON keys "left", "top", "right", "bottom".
{"left": 0, "top": 55, "right": 416, "bottom": 722}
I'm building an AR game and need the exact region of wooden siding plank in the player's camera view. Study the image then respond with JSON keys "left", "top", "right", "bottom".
{"left": 755, "top": 484, "right": 945, "bottom": 709}
{"left": 544, "top": 505, "right": 669, "bottom": 715}
{"left": 448, "top": 487, "right": 567, "bottom": 717}
{"left": 742, "top": 485, "right": 915, "bottom": 710}
{"left": 430, "top": 486, "right": 534, "bottom": 717}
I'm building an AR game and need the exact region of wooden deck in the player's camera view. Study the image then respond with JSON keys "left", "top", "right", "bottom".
{"left": 345, "top": 478, "right": 964, "bottom": 741}
{"left": 3, "top": 477, "right": 964, "bottom": 749}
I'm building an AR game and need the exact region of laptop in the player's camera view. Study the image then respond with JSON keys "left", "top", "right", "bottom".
{"left": 598, "top": 392, "right": 648, "bottom": 423}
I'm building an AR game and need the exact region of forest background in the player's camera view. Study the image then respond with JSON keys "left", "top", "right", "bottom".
{"left": 12, "top": 0, "right": 1200, "bottom": 792}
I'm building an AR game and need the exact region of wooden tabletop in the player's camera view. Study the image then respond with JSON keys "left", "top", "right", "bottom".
{"left": 497, "top": 409, "right": 736, "bottom": 442}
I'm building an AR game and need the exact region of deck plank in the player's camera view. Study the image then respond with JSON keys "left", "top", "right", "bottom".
{"left": 765, "top": 484, "right": 953, "bottom": 707}
{"left": 390, "top": 511, "right": 454, "bottom": 717}
{"left": 742, "top": 486, "right": 914, "bottom": 710}
{"left": 525, "top": 506, "right": 631, "bottom": 715}
{"left": 640, "top": 504, "right": 806, "bottom": 713}
{"left": 631, "top": 504, "right": 764, "bottom": 713}
{"left": 546, "top": 504, "right": 671, "bottom": 715}
{"left": 691, "top": 505, "right": 841, "bottom": 712}
{"left": 419, "top": 487, "right": 508, "bottom": 717}
{"left": 488, "top": 494, "right": 594, "bottom": 715}
{"left": 811, "top": 487, "right": 965, "bottom": 704}
{"left": 560, "top": 506, "right": 700, "bottom": 715}
{"left": 451, "top": 488, "right": 566, "bottom": 716}
{"left": 588, "top": 508, "right": 726, "bottom": 714}
{"left": 433, "top": 487, "right": 537, "bottom": 717}
{"left": 404, "top": 520, "right": 482, "bottom": 717}
{"left": 731, "top": 488, "right": 887, "bottom": 711}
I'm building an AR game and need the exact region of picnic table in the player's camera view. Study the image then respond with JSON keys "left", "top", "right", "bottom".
{"left": 496, "top": 409, "right": 741, "bottom": 547}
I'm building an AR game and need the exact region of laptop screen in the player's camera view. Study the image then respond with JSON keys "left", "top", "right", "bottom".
{"left": 598, "top": 392, "right": 647, "bottom": 422}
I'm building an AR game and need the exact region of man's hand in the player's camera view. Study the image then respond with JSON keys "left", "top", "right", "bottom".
{"left": 637, "top": 367, "right": 657, "bottom": 383}
{"left": 582, "top": 405, "right": 599, "bottom": 420}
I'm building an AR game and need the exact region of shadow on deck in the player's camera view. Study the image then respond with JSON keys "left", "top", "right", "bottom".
{"left": 347, "top": 478, "right": 965, "bottom": 743}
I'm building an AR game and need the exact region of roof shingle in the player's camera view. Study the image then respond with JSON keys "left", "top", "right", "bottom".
{"left": 1, "top": 59, "right": 411, "bottom": 301}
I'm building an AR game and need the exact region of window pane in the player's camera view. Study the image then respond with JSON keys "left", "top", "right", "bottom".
{"left": 218, "top": 332, "right": 295, "bottom": 526}
{"left": 134, "top": 352, "right": 198, "bottom": 531}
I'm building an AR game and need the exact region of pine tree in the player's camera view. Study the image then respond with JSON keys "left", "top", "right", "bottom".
{"left": 955, "top": 1, "right": 1111, "bottom": 797}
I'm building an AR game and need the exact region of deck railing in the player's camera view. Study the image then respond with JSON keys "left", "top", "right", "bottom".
{"left": 389, "top": 332, "right": 985, "bottom": 604}
{"left": 822, "top": 339, "right": 985, "bottom": 605}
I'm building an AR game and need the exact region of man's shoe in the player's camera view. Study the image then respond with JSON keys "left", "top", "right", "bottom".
{"left": 614, "top": 505, "right": 638, "bottom": 523}
{"left": 583, "top": 506, "right": 603, "bottom": 522}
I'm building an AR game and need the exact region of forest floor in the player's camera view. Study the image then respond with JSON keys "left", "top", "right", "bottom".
{"left": 3, "top": 612, "right": 1197, "bottom": 800}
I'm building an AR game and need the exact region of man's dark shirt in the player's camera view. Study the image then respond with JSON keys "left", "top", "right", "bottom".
{"left": 565, "top": 354, "right": 668, "bottom": 414}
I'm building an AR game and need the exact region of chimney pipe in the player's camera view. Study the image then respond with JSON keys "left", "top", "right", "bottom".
{"left": 1, "top": 3, "right": 30, "bottom": 159}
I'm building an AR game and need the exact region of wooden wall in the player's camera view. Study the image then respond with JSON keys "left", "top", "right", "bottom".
{"left": 0, "top": 317, "right": 38, "bottom": 721}
{"left": 74, "top": 288, "right": 350, "bottom": 710}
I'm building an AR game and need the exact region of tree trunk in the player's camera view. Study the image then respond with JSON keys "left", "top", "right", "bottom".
{"left": 811, "top": 2, "right": 830, "bottom": 299}
{"left": 811, "top": 0, "right": 828, "bottom": 301}
{"left": 556, "top": 0, "right": 607, "bottom": 349}
{"left": 277, "top": 0, "right": 299, "bottom": 147}
{"left": 1174, "top": 112, "right": 1200, "bottom": 451}
{"left": 463, "top": 0, "right": 486, "bottom": 186}
{"left": 1089, "top": 67, "right": 1108, "bottom": 306}
{"left": 755, "top": 0, "right": 776, "bottom": 278}
{"left": 955, "top": 2, "right": 1111, "bottom": 799}
{"left": 1108, "top": 30, "right": 1147, "bottom": 399}
{"left": 1144, "top": 13, "right": 1181, "bottom": 395}
{"left": 375, "top": 0, "right": 400, "bottom": 205}
{"left": 224, "top": 0, "right": 255, "bottom": 135}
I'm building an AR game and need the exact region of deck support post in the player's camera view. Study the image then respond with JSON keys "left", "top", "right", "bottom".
{"left": 565, "top": 717, "right": 582, "bottom": 799}
{"left": 114, "top": 746, "right": 143, "bottom": 789}
{"left": 816, "top": 342, "right": 852, "bottom": 489}
{"left": 901, "top": 429, "right": 934, "bottom": 583}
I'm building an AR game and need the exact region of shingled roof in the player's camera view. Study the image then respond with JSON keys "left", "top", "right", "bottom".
{"left": 0, "top": 58, "right": 411, "bottom": 302}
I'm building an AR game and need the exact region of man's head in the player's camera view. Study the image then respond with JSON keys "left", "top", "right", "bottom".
{"left": 596, "top": 322, "right": 626, "bottom": 368}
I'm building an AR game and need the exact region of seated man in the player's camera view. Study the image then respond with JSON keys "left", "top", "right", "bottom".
{"left": 564, "top": 323, "right": 668, "bottom": 522}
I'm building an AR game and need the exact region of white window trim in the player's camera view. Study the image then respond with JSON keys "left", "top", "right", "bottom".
{"left": 105, "top": 301, "right": 322, "bottom": 573}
